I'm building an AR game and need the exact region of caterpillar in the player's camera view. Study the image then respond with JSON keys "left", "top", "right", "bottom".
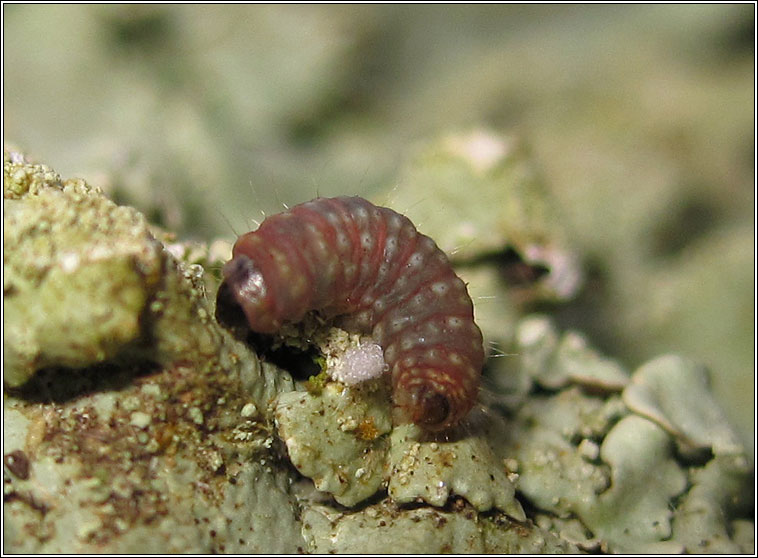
{"left": 217, "top": 196, "right": 484, "bottom": 431}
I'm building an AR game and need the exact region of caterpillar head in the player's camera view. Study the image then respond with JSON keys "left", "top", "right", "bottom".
{"left": 217, "top": 254, "right": 281, "bottom": 334}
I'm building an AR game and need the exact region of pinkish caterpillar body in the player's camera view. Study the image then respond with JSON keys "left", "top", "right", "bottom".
{"left": 217, "top": 196, "right": 484, "bottom": 431}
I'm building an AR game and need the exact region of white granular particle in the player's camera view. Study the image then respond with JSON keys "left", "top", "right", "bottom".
{"left": 240, "top": 402, "right": 258, "bottom": 418}
{"left": 329, "top": 343, "right": 387, "bottom": 385}
{"left": 130, "top": 411, "right": 151, "bottom": 429}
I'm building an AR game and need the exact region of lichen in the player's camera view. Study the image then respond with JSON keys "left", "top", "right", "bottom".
{"left": 3, "top": 149, "right": 752, "bottom": 554}
{"left": 3, "top": 150, "right": 302, "bottom": 552}
{"left": 672, "top": 454, "right": 753, "bottom": 553}
{"left": 372, "top": 130, "right": 583, "bottom": 303}
{"left": 4, "top": 159, "right": 160, "bottom": 384}
{"left": 275, "top": 380, "right": 392, "bottom": 507}
{"left": 387, "top": 423, "right": 525, "bottom": 519}
{"left": 499, "top": 315, "right": 753, "bottom": 553}
{"left": 274, "top": 333, "right": 525, "bottom": 518}
{"left": 623, "top": 354, "right": 744, "bottom": 457}
{"left": 300, "top": 500, "right": 577, "bottom": 554}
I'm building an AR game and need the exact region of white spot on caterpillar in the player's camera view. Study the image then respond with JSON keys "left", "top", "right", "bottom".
{"left": 389, "top": 316, "right": 409, "bottom": 332}
{"left": 408, "top": 252, "right": 425, "bottom": 268}
{"left": 400, "top": 337, "right": 415, "bottom": 350}
{"left": 361, "top": 232, "right": 373, "bottom": 251}
{"left": 446, "top": 316, "right": 463, "bottom": 328}
{"left": 344, "top": 262, "right": 358, "bottom": 281}
{"left": 383, "top": 342, "right": 397, "bottom": 362}
{"left": 420, "top": 236, "right": 436, "bottom": 253}
{"left": 424, "top": 321, "right": 440, "bottom": 335}
{"left": 336, "top": 232, "right": 350, "bottom": 251}
{"left": 384, "top": 236, "right": 399, "bottom": 259}
{"left": 431, "top": 281, "right": 449, "bottom": 296}
{"left": 448, "top": 353, "right": 463, "bottom": 365}
{"left": 354, "top": 205, "right": 369, "bottom": 221}
{"left": 356, "top": 310, "right": 372, "bottom": 326}
{"left": 373, "top": 322, "right": 385, "bottom": 340}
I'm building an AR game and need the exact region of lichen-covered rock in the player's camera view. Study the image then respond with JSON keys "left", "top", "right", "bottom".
{"left": 3, "top": 150, "right": 302, "bottom": 553}
{"left": 4, "top": 152, "right": 163, "bottom": 385}
{"left": 373, "top": 130, "right": 583, "bottom": 303}
{"left": 672, "top": 454, "right": 753, "bottom": 554}
{"left": 274, "top": 341, "right": 524, "bottom": 518}
{"left": 3, "top": 352, "right": 304, "bottom": 553}
{"left": 502, "top": 315, "right": 753, "bottom": 553}
{"left": 3, "top": 149, "right": 223, "bottom": 387}
{"left": 388, "top": 423, "right": 525, "bottom": 519}
{"left": 4, "top": 149, "right": 752, "bottom": 554}
{"left": 275, "top": 380, "right": 392, "bottom": 507}
{"left": 509, "top": 392, "right": 616, "bottom": 518}
{"left": 3, "top": 150, "right": 62, "bottom": 198}
{"left": 582, "top": 415, "right": 688, "bottom": 552}
{"left": 623, "top": 354, "right": 744, "bottom": 457}
{"left": 506, "top": 315, "right": 630, "bottom": 393}
{"left": 300, "top": 500, "right": 577, "bottom": 554}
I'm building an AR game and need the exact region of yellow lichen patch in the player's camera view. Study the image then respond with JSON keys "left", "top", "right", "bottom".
{"left": 305, "top": 368, "right": 329, "bottom": 395}
{"left": 354, "top": 417, "right": 380, "bottom": 442}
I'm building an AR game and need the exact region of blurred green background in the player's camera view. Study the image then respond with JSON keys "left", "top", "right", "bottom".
{"left": 4, "top": 5, "right": 754, "bottom": 451}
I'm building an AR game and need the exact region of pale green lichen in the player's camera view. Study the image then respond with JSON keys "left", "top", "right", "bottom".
{"left": 274, "top": 331, "right": 525, "bottom": 518}
{"left": 301, "top": 500, "right": 577, "bottom": 554}
{"left": 489, "top": 314, "right": 630, "bottom": 409}
{"left": 672, "top": 454, "right": 753, "bottom": 553}
{"left": 500, "top": 315, "right": 752, "bottom": 553}
{"left": 3, "top": 149, "right": 63, "bottom": 198}
{"left": 509, "top": 395, "right": 614, "bottom": 517}
{"left": 582, "top": 415, "right": 688, "bottom": 552}
{"left": 623, "top": 354, "right": 744, "bottom": 457}
{"left": 3, "top": 150, "right": 302, "bottom": 552}
{"left": 3, "top": 346, "right": 302, "bottom": 553}
{"left": 3, "top": 161, "right": 163, "bottom": 385}
{"left": 373, "top": 130, "right": 583, "bottom": 303}
{"left": 553, "top": 331, "right": 630, "bottom": 391}
{"left": 2, "top": 148, "right": 228, "bottom": 387}
{"left": 275, "top": 380, "right": 392, "bottom": 507}
{"left": 388, "top": 423, "right": 525, "bottom": 519}
{"left": 3, "top": 149, "right": 752, "bottom": 554}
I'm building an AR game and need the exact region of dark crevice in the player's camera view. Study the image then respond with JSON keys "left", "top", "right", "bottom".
{"left": 6, "top": 360, "right": 160, "bottom": 405}
{"left": 215, "top": 279, "right": 322, "bottom": 380}
{"left": 464, "top": 246, "right": 551, "bottom": 288}
{"left": 648, "top": 194, "right": 721, "bottom": 259}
